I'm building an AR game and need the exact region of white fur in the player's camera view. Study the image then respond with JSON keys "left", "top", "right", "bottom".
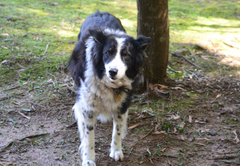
{"left": 109, "top": 110, "right": 128, "bottom": 161}
{"left": 103, "top": 28, "right": 126, "bottom": 36}
{"left": 105, "top": 37, "right": 127, "bottom": 81}
{"left": 73, "top": 35, "right": 131, "bottom": 166}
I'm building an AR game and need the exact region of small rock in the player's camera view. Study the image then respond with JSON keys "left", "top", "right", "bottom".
{"left": 209, "top": 130, "right": 217, "bottom": 136}
{"left": 211, "top": 164, "right": 218, "bottom": 166}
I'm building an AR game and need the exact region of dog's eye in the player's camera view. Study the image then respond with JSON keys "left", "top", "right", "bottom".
{"left": 106, "top": 51, "right": 110, "bottom": 55}
{"left": 123, "top": 54, "right": 129, "bottom": 58}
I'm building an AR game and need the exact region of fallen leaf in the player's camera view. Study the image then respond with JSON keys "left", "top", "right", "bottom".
{"left": 168, "top": 159, "right": 173, "bottom": 166}
{"left": 171, "top": 87, "right": 187, "bottom": 91}
{"left": 149, "top": 83, "right": 169, "bottom": 95}
{"left": 155, "top": 84, "right": 168, "bottom": 89}
{"left": 173, "top": 127, "right": 177, "bottom": 133}
{"left": 149, "top": 83, "right": 154, "bottom": 90}
{"left": 179, "top": 122, "right": 185, "bottom": 128}
{"left": 153, "top": 131, "right": 167, "bottom": 135}
{"left": 180, "top": 135, "right": 185, "bottom": 140}
{"left": 171, "top": 114, "right": 180, "bottom": 120}
{"left": 233, "top": 130, "right": 239, "bottom": 143}
{"left": 198, "top": 128, "right": 210, "bottom": 133}
{"left": 161, "top": 148, "right": 166, "bottom": 152}
{"left": 216, "top": 94, "right": 221, "bottom": 98}
{"left": 189, "top": 115, "right": 193, "bottom": 123}
{"left": 128, "top": 123, "right": 140, "bottom": 130}
{"left": 146, "top": 147, "right": 151, "bottom": 156}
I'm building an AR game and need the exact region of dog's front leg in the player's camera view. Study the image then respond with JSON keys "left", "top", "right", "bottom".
{"left": 110, "top": 110, "right": 128, "bottom": 161}
{"left": 79, "top": 110, "right": 96, "bottom": 166}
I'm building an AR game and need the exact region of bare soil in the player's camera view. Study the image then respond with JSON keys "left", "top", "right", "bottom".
{"left": 1, "top": 46, "right": 240, "bottom": 166}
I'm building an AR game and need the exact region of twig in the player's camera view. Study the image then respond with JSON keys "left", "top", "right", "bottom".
{"left": 223, "top": 41, "right": 240, "bottom": 49}
{"left": 30, "top": 102, "right": 46, "bottom": 109}
{"left": 66, "top": 84, "right": 77, "bottom": 94}
{"left": 141, "top": 127, "right": 154, "bottom": 140}
{"left": 43, "top": 42, "right": 50, "bottom": 55}
{"left": 167, "top": 66, "right": 180, "bottom": 73}
{"left": 214, "top": 154, "right": 240, "bottom": 160}
{"left": 161, "top": 154, "right": 178, "bottom": 158}
{"left": 66, "top": 121, "right": 77, "bottom": 128}
{"left": 3, "top": 85, "right": 20, "bottom": 92}
{"left": 171, "top": 51, "right": 202, "bottom": 69}
{"left": 128, "top": 121, "right": 157, "bottom": 131}
{"left": 235, "top": 36, "right": 240, "bottom": 42}
{"left": 183, "top": 68, "right": 199, "bottom": 80}
{"left": 18, "top": 111, "right": 30, "bottom": 120}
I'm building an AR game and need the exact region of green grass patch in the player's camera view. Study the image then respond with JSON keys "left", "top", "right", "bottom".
{"left": 0, "top": 0, "right": 137, "bottom": 85}
{"left": 1, "top": 0, "right": 239, "bottom": 85}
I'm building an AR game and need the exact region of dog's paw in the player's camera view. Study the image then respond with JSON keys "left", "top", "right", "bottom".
{"left": 82, "top": 160, "right": 96, "bottom": 166}
{"left": 109, "top": 150, "right": 124, "bottom": 161}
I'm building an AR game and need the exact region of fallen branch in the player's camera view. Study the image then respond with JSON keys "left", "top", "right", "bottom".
{"left": 0, "top": 93, "right": 24, "bottom": 102}
{"left": 0, "top": 133, "right": 49, "bottom": 152}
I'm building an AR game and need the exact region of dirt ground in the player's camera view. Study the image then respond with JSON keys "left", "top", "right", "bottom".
{"left": 1, "top": 45, "right": 240, "bottom": 166}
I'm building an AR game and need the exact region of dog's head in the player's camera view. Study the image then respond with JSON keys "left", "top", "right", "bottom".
{"left": 89, "top": 29, "right": 151, "bottom": 88}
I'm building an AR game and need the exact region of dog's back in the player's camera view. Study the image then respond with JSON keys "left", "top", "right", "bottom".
{"left": 78, "top": 11, "right": 126, "bottom": 41}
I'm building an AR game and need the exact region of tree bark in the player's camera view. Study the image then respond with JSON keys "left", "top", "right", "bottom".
{"left": 137, "top": 0, "right": 169, "bottom": 83}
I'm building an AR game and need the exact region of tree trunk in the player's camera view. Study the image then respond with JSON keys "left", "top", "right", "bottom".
{"left": 137, "top": 0, "right": 169, "bottom": 83}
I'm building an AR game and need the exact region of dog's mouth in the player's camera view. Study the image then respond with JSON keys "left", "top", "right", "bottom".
{"left": 106, "top": 77, "right": 124, "bottom": 88}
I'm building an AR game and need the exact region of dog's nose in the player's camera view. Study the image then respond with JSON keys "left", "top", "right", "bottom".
{"left": 109, "top": 68, "right": 118, "bottom": 78}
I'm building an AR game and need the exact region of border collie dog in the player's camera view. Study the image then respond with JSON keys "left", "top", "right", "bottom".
{"left": 69, "top": 11, "right": 150, "bottom": 166}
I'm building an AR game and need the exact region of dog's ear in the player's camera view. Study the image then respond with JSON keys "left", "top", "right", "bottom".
{"left": 89, "top": 29, "right": 106, "bottom": 44}
{"left": 135, "top": 35, "right": 151, "bottom": 51}
{"left": 135, "top": 35, "right": 151, "bottom": 58}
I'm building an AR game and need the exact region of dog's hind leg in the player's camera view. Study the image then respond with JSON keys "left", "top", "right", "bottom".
{"left": 74, "top": 103, "right": 96, "bottom": 166}
{"left": 110, "top": 110, "right": 128, "bottom": 161}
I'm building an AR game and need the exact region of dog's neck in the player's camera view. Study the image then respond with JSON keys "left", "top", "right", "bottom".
{"left": 112, "top": 87, "right": 130, "bottom": 102}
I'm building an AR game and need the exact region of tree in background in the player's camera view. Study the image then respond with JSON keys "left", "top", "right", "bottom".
{"left": 137, "top": 0, "right": 169, "bottom": 84}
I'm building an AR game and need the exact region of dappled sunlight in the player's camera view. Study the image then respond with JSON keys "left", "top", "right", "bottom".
{"left": 121, "top": 19, "right": 136, "bottom": 32}
{"left": 171, "top": 14, "right": 240, "bottom": 69}
{"left": 17, "top": 8, "right": 51, "bottom": 16}
{"left": 58, "top": 29, "right": 77, "bottom": 38}
{"left": 195, "top": 16, "right": 240, "bottom": 27}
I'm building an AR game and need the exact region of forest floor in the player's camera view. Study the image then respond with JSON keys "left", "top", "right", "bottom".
{"left": 1, "top": 0, "right": 240, "bottom": 166}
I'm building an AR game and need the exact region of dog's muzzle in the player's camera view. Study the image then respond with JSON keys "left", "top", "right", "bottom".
{"left": 109, "top": 68, "right": 118, "bottom": 80}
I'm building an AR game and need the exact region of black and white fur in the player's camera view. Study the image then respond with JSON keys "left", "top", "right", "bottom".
{"left": 69, "top": 11, "right": 150, "bottom": 166}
